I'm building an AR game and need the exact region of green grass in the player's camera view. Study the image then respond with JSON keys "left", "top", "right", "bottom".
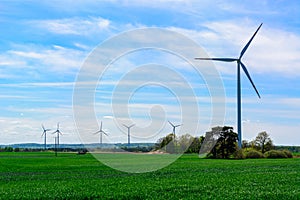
{"left": 0, "top": 152, "right": 299, "bottom": 199}
{"left": 293, "top": 152, "right": 300, "bottom": 157}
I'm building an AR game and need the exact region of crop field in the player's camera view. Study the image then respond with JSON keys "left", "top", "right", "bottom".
{"left": 0, "top": 152, "right": 299, "bottom": 199}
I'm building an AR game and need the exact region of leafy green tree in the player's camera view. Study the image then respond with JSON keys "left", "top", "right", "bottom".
{"left": 178, "top": 134, "right": 193, "bottom": 152}
{"left": 210, "top": 126, "right": 238, "bottom": 158}
{"left": 4, "top": 146, "right": 13, "bottom": 152}
{"left": 202, "top": 126, "right": 223, "bottom": 157}
{"left": 187, "top": 136, "right": 205, "bottom": 153}
{"left": 156, "top": 134, "right": 205, "bottom": 154}
{"left": 242, "top": 140, "right": 249, "bottom": 149}
{"left": 254, "top": 131, "right": 274, "bottom": 153}
{"left": 156, "top": 133, "right": 175, "bottom": 153}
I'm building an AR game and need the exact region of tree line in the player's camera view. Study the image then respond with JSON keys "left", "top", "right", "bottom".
{"left": 155, "top": 126, "right": 294, "bottom": 159}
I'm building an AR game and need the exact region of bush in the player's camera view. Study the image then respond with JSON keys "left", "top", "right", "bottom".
{"left": 233, "top": 149, "right": 246, "bottom": 159}
{"left": 245, "top": 150, "right": 264, "bottom": 159}
{"left": 264, "top": 150, "right": 288, "bottom": 158}
{"left": 4, "top": 146, "right": 13, "bottom": 152}
{"left": 282, "top": 150, "right": 293, "bottom": 158}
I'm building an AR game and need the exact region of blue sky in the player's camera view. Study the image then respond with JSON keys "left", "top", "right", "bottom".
{"left": 0, "top": 0, "right": 299, "bottom": 145}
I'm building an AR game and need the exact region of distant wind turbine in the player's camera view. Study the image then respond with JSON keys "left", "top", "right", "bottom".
{"left": 123, "top": 124, "right": 135, "bottom": 146}
{"left": 195, "top": 23, "right": 262, "bottom": 148}
{"left": 168, "top": 121, "right": 181, "bottom": 139}
{"left": 52, "top": 123, "right": 63, "bottom": 147}
{"left": 41, "top": 124, "right": 51, "bottom": 150}
{"left": 93, "top": 121, "right": 108, "bottom": 145}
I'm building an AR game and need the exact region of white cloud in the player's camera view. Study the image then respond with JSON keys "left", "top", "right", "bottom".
{"left": 243, "top": 120, "right": 300, "bottom": 146}
{"left": 0, "top": 115, "right": 80, "bottom": 144}
{"left": 169, "top": 20, "right": 300, "bottom": 77}
{"left": 3, "top": 44, "right": 86, "bottom": 74}
{"left": 29, "top": 17, "right": 110, "bottom": 35}
{"left": 202, "top": 21, "right": 300, "bottom": 77}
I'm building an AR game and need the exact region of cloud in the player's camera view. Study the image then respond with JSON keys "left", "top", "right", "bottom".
{"left": 29, "top": 17, "right": 110, "bottom": 35}
{"left": 2, "top": 44, "right": 86, "bottom": 76}
{"left": 202, "top": 21, "right": 300, "bottom": 77}
{"left": 242, "top": 120, "right": 300, "bottom": 146}
{"left": 0, "top": 82, "right": 75, "bottom": 88}
{"left": 168, "top": 20, "right": 300, "bottom": 77}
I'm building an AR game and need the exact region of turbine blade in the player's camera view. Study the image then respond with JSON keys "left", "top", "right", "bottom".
{"left": 100, "top": 121, "right": 103, "bottom": 130}
{"left": 195, "top": 58, "right": 237, "bottom": 62}
{"left": 240, "top": 23, "right": 263, "bottom": 59}
{"left": 103, "top": 131, "right": 108, "bottom": 136}
{"left": 123, "top": 124, "right": 128, "bottom": 128}
{"left": 175, "top": 124, "right": 181, "bottom": 127}
{"left": 42, "top": 124, "right": 45, "bottom": 130}
{"left": 129, "top": 124, "right": 135, "bottom": 128}
{"left": 240, "top": 62, "right": 261, "bottom": 98}
{"left": 93, "top": 131, "right": 100, "bottom": 135}
{"left": 168, "top": 121, "right": 175, "bottom": 127}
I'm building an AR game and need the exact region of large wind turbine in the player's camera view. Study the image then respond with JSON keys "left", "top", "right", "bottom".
{"left": 168, "top": 121, "right": 181, "bottom": 139}
{"left": 123, "top": 124, "right": 135, "bottom": 146}
{"left": 41, "top": 124, "right": 51, "bottom": 150}
{"left": 52, "top": 123, "right": 63, "bottom": 147}
{"left": 195, "top": 23, "right": 262, "bottom": 148}
{"left": 93, "top": 121, "right": 108, "bottom": 145}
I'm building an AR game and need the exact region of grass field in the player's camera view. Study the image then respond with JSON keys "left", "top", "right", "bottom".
{"left": 0, "top": 152, "right": 299, "bottom": 199}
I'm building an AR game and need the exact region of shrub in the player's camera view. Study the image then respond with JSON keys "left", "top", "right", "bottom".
{"left": 282, "top": 150, "right": 293, "bottom": 158}
{"left": 4, "top": 146, "right": 13, "bottom": 152}
{"left": 233, "top": 149, "right": 246, "bottom": 159}
{"left": 245, "top": 149, "right": 264, "bottom": 159}
{"left": 264, "top": 150, "right": 288, "bottom": 158}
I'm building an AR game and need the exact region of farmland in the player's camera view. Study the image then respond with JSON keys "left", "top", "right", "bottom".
{"left": 0, "top": 152, "right": 299, "bottom": 199}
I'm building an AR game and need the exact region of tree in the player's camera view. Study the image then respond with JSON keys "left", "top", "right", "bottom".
{"left": 177, "top": 134, "right": 193, "bottom": 152}
{"left": 254, "top": 131, "right": 274, "bottom": 153}
{"left": 4, "top": 146, "right": 13, "bottom": 152}
{"left": 187, "top": 136, "right": 205, "bottom": 153}
{"left": 210, "top": 126, "right": 238, "bottom": 158}
{"left": 242, "top": 140, "right": 249, "bottom": 149}
{"left": 202, "top": 126, "right": 223, "bottom": 157}
{"left": 156, "top": 134, "right": 205, "bottom": 154}
{"left": 155, "top": 133, "right": 176, "bottom": 153}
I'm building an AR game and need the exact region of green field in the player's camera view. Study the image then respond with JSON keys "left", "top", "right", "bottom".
{"left": 0, "top": 152, "right": 299, "bottom": 199}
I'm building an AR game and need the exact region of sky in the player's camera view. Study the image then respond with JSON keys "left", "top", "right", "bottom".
{"left": 0, "top": 0, "right": 299, "bottom": 146}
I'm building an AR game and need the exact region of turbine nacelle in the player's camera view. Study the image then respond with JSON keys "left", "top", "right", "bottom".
{"left": 195, "top": 23, "right": 263, "bottom": 148}
{"left": 93, "top": 121, "right": 109, "bottom": 145}
{"left": 93, "top": 121, "right": 109, "bottom": 136}
{"left": 123, "top": 124, "right": 135, "bottom": 146}
{"left": 41, "top": 124, "right": 51, "bottom": 137}
{"left": 168, "top": 121, "right": 182, "bottom": 139}
{"left": 41, "top": 124, "right": 50, "bottom": 150}
{"left": 195, "top": 23, "right": 262, "bottom": 99}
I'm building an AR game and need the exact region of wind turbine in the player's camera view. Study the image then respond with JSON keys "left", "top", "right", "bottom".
{"left": 195, "top": 23, "right": 262, "bottom": 148}
{"left": 41, "top": 124, "right": 51, "bottom": 150}
{"left": 168, "top": 121, "right": 181, "bottom": 139}
{"left": 93, "top": 121, "right": 108, "bottom": 145}
{"left": 52, "top": 123, "right": 63, "bottom": 147}
{"left": 123, "top": 124, "right": 135, "bottom": 146}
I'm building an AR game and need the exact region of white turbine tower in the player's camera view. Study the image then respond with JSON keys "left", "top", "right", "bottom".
{"left": 123, "top": 124, "right": 135, "bottom": 146}
{"left": 52, "top": 123, "right": 63, "bottom": 147}
{"left": 168, "top": 121, "right": 181, "bottom": 140}
{"left": 93, "top": 121, "right": 108, "bottom": 145}
{"left": 195, "top": 23, "right": 262, "bottom": 148}
{"left": 41, "top": 124, "right": 51, "bottom": 150}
